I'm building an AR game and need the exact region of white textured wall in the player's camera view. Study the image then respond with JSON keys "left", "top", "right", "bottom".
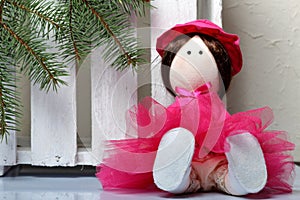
{"left": 223, "top": 0, "right": 300, "bottom": 160}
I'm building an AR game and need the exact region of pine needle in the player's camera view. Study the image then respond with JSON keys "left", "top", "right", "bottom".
{"left": 0, "top": 0, "right": 149, "bottom": 140}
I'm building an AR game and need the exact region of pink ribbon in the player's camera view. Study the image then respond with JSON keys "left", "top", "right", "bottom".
{"left": 175, "top": 82, "right": 212, "bottom": 98}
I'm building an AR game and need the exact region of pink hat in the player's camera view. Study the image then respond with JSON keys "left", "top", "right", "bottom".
{"left": 156, "top": 19, "right": 242, "bottom": 76}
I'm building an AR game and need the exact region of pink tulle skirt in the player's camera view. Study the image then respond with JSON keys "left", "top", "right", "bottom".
{"left": 96, "top": 90, "right": 295, "bottom": 194}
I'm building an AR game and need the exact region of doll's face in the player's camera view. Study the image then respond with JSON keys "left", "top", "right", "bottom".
{"left": 169, "top": 35, "right": 220, "bottom": 93}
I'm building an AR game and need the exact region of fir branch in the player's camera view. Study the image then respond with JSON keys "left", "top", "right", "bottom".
{"left": 56, "top": 0, "right": 144, "bottom": 70}
{"left": 110, "top": 0, "right": 149, "bottom": 16}
{"left": 0, "top": 0, "right": 149, "bottom": 139}
{"left": 0, "top": 50, "right": 21, "bottom": 141}
{"left": 7, "top": 0, "right": 60, "bottom": 30}
{"left": 82, "top": 0, "right": 133, "bottom": 65}
{"left": 0, "top": 80, "right": 7, "bottom": 139}
{"left": 68, "top": 0, "right": 80, "bottom": 62}
{"left": 0, "top": 22, "right": 58, "bottom": 87}
{"left": 0, "top": 0, "right": 5, "bottom": 22}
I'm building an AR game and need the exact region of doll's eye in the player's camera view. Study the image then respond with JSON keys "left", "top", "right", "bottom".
{"left": 199, "top": 50, "right": 203, "bottom": 55}
{"left": 187, "top": 51, "right": 191, "bottom": 55}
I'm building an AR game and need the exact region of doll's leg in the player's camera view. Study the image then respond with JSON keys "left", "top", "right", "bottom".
{"left": 153, "top": 127, "right": 201, "bottom": 194}
{"left": 214, "top": 132, "right": 267, "bottom": 195}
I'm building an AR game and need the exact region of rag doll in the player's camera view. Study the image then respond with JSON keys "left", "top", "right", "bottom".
{"left": 97, "top": 20, "right": 295, "bottom": 196}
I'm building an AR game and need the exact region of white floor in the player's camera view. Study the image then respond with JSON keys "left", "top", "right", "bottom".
{"left": 0, "top": 166, "right": 299, "bottom": 200}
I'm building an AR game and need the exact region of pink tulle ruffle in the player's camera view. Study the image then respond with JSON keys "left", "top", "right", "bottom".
{"left": 97, "top": 88, "right": 295, "bottom": 194}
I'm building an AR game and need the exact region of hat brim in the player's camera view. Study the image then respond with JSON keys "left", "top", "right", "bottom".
{"left": 156, "top": 20, "right": 242, "bottom": 76}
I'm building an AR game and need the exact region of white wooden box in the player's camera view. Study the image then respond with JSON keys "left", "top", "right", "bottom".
{"left": 0, "top": 0, "right": 222, "bottom": 176}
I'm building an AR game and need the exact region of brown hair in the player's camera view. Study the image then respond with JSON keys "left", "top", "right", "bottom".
{"left": 161, "top": 33, "right": 232, "bottom": 96}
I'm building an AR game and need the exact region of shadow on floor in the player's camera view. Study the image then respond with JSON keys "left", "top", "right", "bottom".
{"left": 3, "top": 165, "right": 96, "bottom": 177}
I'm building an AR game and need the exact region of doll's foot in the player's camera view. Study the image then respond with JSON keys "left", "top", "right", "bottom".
{"left": 153, "top": 127, "right": 198, "bottom": 194}
{"left": 224, "top": 132, "right": 267, "bottom": 195}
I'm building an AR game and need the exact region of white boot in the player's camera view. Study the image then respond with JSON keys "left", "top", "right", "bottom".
{"left": 153, "top": 127, "right": 197, "bottom": 194}
{"left": 224, "top": 132, "right": 267, "bottom": 195}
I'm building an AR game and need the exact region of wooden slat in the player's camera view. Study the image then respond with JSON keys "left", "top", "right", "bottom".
{"left": 0, "top": 132, "right": 16, "bottom": 168}
{"left": 16, "top": 147, "right": 31, "bottom": 165}
{"left": 198, "top": 0, "right": 223, "bottom": 26}
{"left": 91, "top": 47, "right": 138, "bottom": 165}
{"left": 90, "top": 0, "right": 199, "bottom": 165}
{"left": 75, "top": 148, "right": 95, "bottom": 166}
{"left": 210, "top": 0, "right": 223, "bottom": 26}
{"left": 150, "top": 0, "right": 198, "bottom": 106}
{"left": 31, "top": 68, "right": 77, "bottom": 166}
